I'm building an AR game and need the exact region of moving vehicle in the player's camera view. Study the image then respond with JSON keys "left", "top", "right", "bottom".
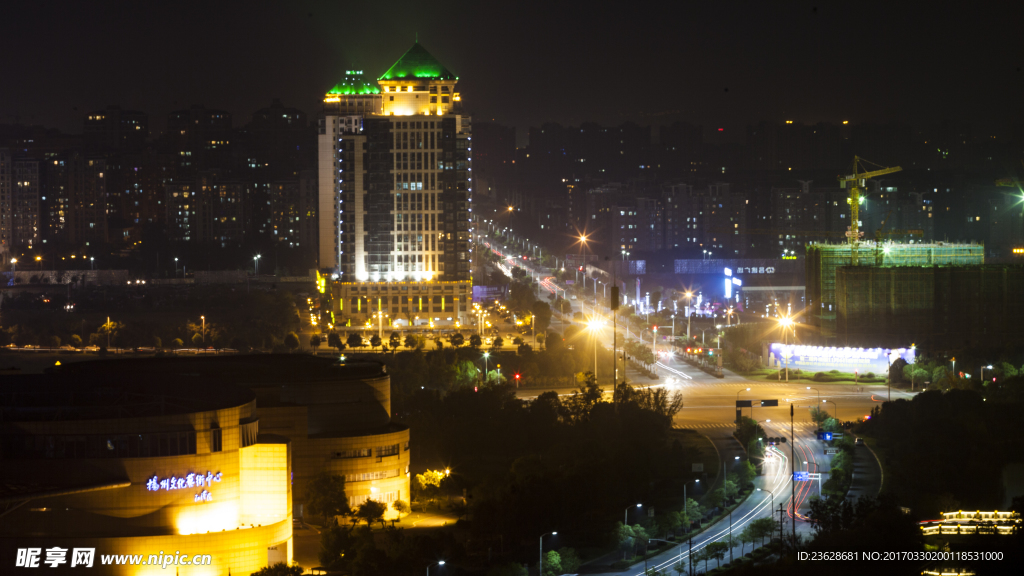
{"left": 855, "top": 438, "right": 865, "bottom": 446}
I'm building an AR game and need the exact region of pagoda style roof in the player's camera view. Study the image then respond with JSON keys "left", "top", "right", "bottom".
{"left": 379, "top": 43, "right": 456, "bottom": 81}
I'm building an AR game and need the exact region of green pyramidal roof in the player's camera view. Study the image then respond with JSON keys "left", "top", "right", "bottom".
{"left": 328, "top": 70, "right": 380, "bottom": 95}
{"left": 379, "top": 43, "right": 457, "bottom": 81}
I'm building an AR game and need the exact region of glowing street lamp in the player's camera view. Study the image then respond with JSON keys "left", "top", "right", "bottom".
{"left": 684, "top": 291, "right": 693, "bottom": 340}
{"left": 426, "top": 560, "right": 445, "bottom": 576}
{"left": 777, "top": 316, "right": 794, "bottom": 382}
{"left": 587, "top": 318, "right": 604, "bottom": 379}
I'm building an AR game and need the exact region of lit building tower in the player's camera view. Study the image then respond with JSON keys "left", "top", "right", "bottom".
{"left": 319, "top": 43, "right": 473, "bottom": 328}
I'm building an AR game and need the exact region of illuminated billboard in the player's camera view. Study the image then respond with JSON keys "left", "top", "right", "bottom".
{"left": 769, "top": 344, "right": 915, "bottom": 374}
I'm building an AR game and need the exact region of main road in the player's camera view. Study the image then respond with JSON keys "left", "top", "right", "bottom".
{"left": 484, "top": 236, "right": 896, "bottom": 573}
{"left": 601, "top": 354, "right": 894, "bottom": 575}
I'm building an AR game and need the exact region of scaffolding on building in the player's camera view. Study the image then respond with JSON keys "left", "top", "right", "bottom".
{"left": 806, "top": 241, "right": 984, "bottom": 339}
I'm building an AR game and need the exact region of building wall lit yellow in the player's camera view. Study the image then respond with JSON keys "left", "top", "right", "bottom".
{"left": 1, "top": 391, "right": 293, "bottom": 575}
{"left": 332, "top": 280, "right": 472, "bottom": 325}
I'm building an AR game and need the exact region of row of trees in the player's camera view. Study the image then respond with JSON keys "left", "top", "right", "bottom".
{"left": 1, "top": 288, "right": 301, "bottom": 352}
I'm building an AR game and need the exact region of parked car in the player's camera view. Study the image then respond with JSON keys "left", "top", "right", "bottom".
{"left": 855, "top": 438, "right": 865, "bottom": 446}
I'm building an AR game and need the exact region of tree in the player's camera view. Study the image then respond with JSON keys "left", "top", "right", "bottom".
{"left": 513, "top": 336, "right": 524, "bottom": 346}
{"left": 328, "top": 331, "right": 343, "bottom": 351}
{"left": 347, "top": 333, "right": 364, "bottom": 349}
{"left": 530, "top": 300, "right": 553, "bottom": 333}
{"left": 695, "top": 546, "right": 710, "bottom": 573}
{"left": 737, "top": 460, "right": 757, "bottom": 486}
{"left": 724, "top": 478, "right": 739, "bottom": 502}
{"left": 355, "top": 499, "right": 386, "bottom": 527}
{"left": 749, "top": 517, "right": 775, "bottom": 546}
{"left": 171, "top": 338, "right": 184, "bottom": 348}
{"left": 392, "top": 499, "right": 410, "bottom": 519}
{"left": 45, "top": 335, "right": 61, "bottom": 350}
{"left": 284, "top": 332, "right": 300, "bottom": 351}
{"left": 192, "top": 332, "right": 204, "bottom": 347}
{"left": 707, "top": 487, "right": 725, "bottom": 510}
{"left": 309, "top": 334, "right": 321, "bottom": 352}
{"left": 70, "top": 334, "right": 82, "bottom": 347}
{"left": 369, "top": 335, "right": 382, "bottom": 350}
{"left": 557, "top": 547, "right": 581, "bottom": 574}
{"left": 305, "top": 471, "right": 349, "bottom": 523}
{"left": 539, "top": 550, "right": 562, "bottom": 576}
{"left": 152, "top": 336, "right": 162, "bottom": 349}
{"left": 389, "top": 331, "right": 401, "bottom": 350}
{"left": 470, "top": 334, "right": 482, "bottom": 348}
{"left": 809, "top": 406, "right": 829, "bottom": 426}
{"left": 414, "top": 469, "right": 446, "bottom": 508}
{"left": 903, "top": 364, "right": 928, "bottom": 389}
{"left": 251, "top": 563, "right": 303, "bottom": 576}
{"left": 492, "top": 336, "right": 504, "bottom": 349}
{"left": 404, "top": 334, "right": 418, "bottom": 349}
{"left": 739, "top": 525, "right": 755, "bottom": 555}
{"left": 705, "top": 540, "right": 728, "bottom": 568}
{"left": 682, "top": 498, "right": 703, "bottom": 528}
{"left": 450, "top": 333, "right": 465, "bottom": 348}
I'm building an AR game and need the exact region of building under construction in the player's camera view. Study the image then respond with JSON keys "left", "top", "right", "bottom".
{"left": 806, "top": 242, "right": 985, "bottom": 343}
{"left": 835, "top": 263, "right": 1024, "bottom": 349}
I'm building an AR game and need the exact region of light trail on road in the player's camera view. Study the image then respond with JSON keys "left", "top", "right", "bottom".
{"left": 626, "top": 444, "right": 791, "bottom": 575}
{"left": 655, "top": 361, "right": 694, "bottom": 380}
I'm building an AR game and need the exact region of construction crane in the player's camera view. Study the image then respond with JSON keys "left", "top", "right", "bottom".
{"left": 839, "top": 156, "right": 902, "bottom": 264}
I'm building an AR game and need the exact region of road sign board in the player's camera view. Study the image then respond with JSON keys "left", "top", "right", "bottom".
{"left": 817, "top": 432, "right": 834, "bottom": 441}
{"left": 824, "top": 448, "right": 839, "bottom": 455}
{"left": 736, "top": 400, "right": 752, "bottom": 408}
{"left": 793, "top": 471, "right": 809, "bottom": 482}
{"left": 760, "top": 399, "right": 779, "bottom": 407}
{"left": 832, "top": 432, "right": 844, "bottom": 439}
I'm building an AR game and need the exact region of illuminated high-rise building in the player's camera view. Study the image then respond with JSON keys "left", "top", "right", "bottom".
{"left": 318, "top": 43, "right": 473, "bottom": 327}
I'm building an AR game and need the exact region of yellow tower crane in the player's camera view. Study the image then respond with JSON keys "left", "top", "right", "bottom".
{"left": 839, "top": 156, "right": 902, "bottom": 264}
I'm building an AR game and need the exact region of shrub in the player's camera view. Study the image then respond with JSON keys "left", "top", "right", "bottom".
{"left": 829, "top": 369, "right": 840, "bottom": 374}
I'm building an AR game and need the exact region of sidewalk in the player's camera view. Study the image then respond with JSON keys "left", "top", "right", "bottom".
{"left": 846, "top": 437, "right": 883, "bottom": 501}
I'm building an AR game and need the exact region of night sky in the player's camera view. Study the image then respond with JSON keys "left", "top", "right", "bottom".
{"left": 3, "top": 1, "right": 1022, "bottom": 144}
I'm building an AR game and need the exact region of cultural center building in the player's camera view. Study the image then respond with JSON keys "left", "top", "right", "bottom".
{"left": 0, "top": 355, "right": 410, "bottom": 575}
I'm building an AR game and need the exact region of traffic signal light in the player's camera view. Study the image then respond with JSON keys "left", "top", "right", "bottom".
{"left": 515, "top": 373, "right": 521, "bottom": 380}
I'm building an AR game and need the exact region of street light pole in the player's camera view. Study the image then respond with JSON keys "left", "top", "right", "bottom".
{"left": 807, "top": 387, "right": 821, "bottom": 404}
{"left": 625, "top": 503, "right": 641, "bottom": 527}
{"left": 539, "top": 531, "right": 557, "bottom": 576}
{"left": 736, "top": 387, "right": 750, "bottom": 422}
{"left": 426, "top": 560, "right": 445, "bottom": 576}
{"left": 824, "top": 399, "right": 838, "bottom": 422}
